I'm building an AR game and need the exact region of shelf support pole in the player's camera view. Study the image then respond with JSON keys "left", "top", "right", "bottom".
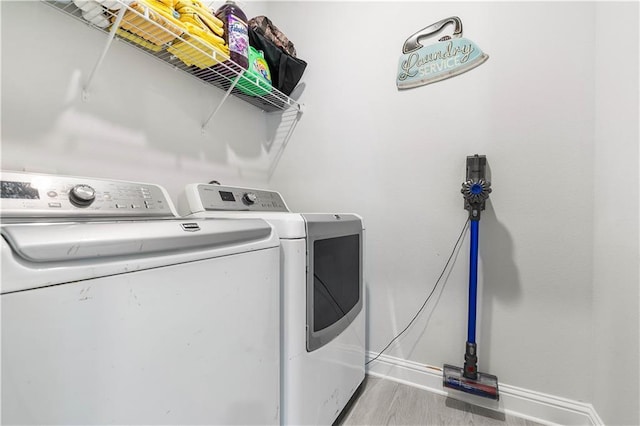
{"left": 82, "top": 5, "right": 127, "bottom": 101}
{"left": 202, "top": 75, "right": 241, "bottom": 132}
{"left": 268, "top": 108, "right": 303, "bottom": 179}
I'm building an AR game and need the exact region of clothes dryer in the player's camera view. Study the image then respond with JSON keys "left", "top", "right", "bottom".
{"left": 178, "top": 183, "right": 365, "bottom": 425}
{"left": 1, "top": 171, "right": 280, "bottom": 425}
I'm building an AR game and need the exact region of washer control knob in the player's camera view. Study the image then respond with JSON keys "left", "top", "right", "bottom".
{"left": 242, "top": 192, "right": 258, "bottom": 205}
{"left": 69, "top": 184, "right": 96, "bottom": 207}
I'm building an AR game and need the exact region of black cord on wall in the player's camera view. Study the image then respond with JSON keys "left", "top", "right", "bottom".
{"left": 366, "top": 218, "right": 470, "bottom": 366}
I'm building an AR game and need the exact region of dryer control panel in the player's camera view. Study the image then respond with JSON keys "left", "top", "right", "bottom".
{"left": 189, "top": 184, "right": 289, "bottom": 212}
{"left": 0, "top": 171, "right": 175, "bottom": 220}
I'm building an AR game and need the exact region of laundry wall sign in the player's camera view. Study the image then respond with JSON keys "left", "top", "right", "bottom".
{"left": 397, "top": 17, "right": 488, "bottom": 89}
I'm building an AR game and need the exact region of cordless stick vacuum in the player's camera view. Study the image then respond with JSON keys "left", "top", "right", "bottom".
{"left": 443, "top": 155, "right": 499, "bottom": 400}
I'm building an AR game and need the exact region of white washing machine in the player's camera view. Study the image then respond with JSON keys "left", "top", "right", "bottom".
{"left": 1, "top": 171, "right": 281, "bottom": 425}
{"left": 178, "top": 183, "right": 366, "bottom": 425}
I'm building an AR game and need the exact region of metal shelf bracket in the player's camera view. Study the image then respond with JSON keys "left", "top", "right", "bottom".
{"left": 267, "top": 107, "right": 303, "bottom": 179}
{"left": 82, "top": 6, "right": 126, "bottom": 101}
{"left": 201, "top": 75, "right": 241, "bottom": 133}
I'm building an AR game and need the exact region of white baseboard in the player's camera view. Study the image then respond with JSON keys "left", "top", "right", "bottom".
{"left": 366, "top": 352, "right": 603, "bottom": 426}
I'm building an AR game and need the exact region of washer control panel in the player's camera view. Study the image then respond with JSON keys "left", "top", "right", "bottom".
{"left": 196, "top": 184, "right": 289, "bottom": 212}
{"left": 0, "top": 171, "right": 175, "bottom": 219}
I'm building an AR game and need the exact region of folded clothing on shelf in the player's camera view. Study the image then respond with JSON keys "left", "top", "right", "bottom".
{"left": 96, "top": 0, "right": 133, "bottom": 10}
{"left": 113, "top": 1, "right": 184, "bottom": 46}
{"left": 74, "top": 0, "right": 109, "bottom": 28}
{"left": 116, "top": 27, "right": 164, "bottom": 51}
{"left": 166, "top": 0, "right": 230, "bottom": 69}
{"left": 174, "top": 0, "right": 224, "bottom": 37}
{"left": 168, "top": 33, "right": 229, "bottom": 69}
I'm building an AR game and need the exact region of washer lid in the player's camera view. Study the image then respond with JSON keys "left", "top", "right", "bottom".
{"left": 2, "top": 218, "right": 275, "bottom": 263}
{"left": 1, "top": 218, "right": 279, "bottom": 294}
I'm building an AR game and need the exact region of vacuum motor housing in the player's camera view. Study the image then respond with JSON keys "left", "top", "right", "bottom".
{"left": 461, "top": 155, "right": 491, "bottom": 220}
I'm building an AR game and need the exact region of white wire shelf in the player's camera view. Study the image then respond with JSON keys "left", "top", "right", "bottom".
{"left": 43, "top": 0, "right": 304, "bottom": 116}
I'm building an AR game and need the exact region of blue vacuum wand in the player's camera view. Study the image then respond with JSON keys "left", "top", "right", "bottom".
{"left": 443, "top": 154, "right": 499, "bottom": 400}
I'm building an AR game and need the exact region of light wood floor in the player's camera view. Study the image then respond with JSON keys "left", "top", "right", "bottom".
{"left": 335, "top": 376, "right": 543, "bottom": 426}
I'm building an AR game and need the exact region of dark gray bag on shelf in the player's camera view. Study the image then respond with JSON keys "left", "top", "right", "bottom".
{"left": 248, "top": 21, "right": 307, "bottom": 96}
{"left": 249, "top": 16, "right": 297, "bottom": 57}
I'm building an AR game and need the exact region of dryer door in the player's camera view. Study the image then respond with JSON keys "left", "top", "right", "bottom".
{"left": 302, "top": 214, "right": 363, "bottom": 352}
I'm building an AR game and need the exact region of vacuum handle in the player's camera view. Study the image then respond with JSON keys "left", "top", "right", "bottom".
{"left": 468, "top": 219, "right": 479, "bottom": 344}
{"left": 402, "top": 16, "right": 463, "bottom": 54}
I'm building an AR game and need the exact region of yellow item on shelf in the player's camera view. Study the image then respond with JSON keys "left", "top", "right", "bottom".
{"left": 168, "top": 33, "right": 229, "bottom": 69}
{"left": 164, "top": 0, "right": 229, "bottom": 69}
{"left": 177, "top": 6, "right": 212, "bottom": 33}
{"left": 174, "top": 0, "right": 224, "bottom": 36}
{"left": 154, "top": 0, "right": 177, "bottom": 8}
{"left": 181, "top": 21, "right": 226, "bottom": 48}
{"left": 115, "top": 28, "right": 164, "bottom": 51}
{"left": 175, "top": 0, "right": 223, "bottom": 26}
{"left": 138, "top": 0, "right": 187, "bottom": 31}
{"left": 115, "top": 2, "right": 184, "bottom": 46}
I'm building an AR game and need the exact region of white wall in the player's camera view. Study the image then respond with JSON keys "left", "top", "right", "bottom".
{"left": 592, "top": 3, "right": 640, "bottom": 425}
{"left": 268, "top": 0, "right": 637, "bottom": 420}
{"left": 1, "top": 1, "right": 279, "bottom": 198}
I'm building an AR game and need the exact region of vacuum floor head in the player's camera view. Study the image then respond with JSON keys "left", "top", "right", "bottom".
{"left": 443, "top": 364, "right": 499, "bottom": 400}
